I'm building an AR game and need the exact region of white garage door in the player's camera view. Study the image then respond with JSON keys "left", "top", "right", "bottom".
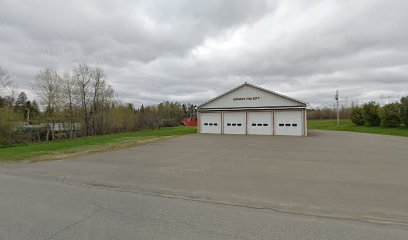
{"left": 224, "top": 111, "right": 246, "bottom": 134}
{"left": 247, "top": 111, "right": 273, "bottom": 135}
{"left": 200, "top": 112, "right": 221, "bottom": 134}
{"left": 274, "top": 110, "right": 303, "bottom": 136}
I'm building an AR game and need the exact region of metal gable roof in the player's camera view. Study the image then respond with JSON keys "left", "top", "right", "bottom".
{"left": 198, "top": 82, "right": 307, "bottom": 108}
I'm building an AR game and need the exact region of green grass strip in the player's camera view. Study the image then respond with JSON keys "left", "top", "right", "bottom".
{"left": 0, "top": 126, "right": 197, "bottom": 162}
{"left": 308, "top": 119, "right": 408, "bottom": 137}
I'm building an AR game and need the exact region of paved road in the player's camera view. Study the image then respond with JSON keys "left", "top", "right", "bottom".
{"left": 1, "top": 172, "right": 408, "bottom": 240}
{"left": 2, "top": 130, "right": 408, "bottom": 225}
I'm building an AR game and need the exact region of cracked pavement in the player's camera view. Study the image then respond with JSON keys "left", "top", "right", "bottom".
{"left": 1, "top": 173, "right": 408, "bottom": 240}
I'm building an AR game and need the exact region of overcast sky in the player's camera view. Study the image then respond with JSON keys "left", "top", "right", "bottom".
{"left": 1, "top": 0, "right": 407, "bottom": 108}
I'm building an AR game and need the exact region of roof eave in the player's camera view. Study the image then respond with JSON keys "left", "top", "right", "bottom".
{"left": 198, "top": 83, "right": 308, "bottom": 108}
{"left": 198, "top": 105, "right": 307, "bottom": 111}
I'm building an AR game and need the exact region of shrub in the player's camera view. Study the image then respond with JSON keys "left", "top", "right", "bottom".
{"left": 0, "top": 108, "right": 15, "bottom": 145}
{"left": 362, "top": 101, "right": 381, "bottom": 126}
{"left": 380, "top": 103, "right": 401, "bottom": 127}
{"left": 400, "top": 96, "right": 408, "bottom": 127}
{"left": 350, "top": 107, "right": 364, "bottom": 126}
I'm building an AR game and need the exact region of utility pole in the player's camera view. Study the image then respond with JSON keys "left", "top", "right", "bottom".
{"left": 335, "top": 90, "right": 339, "bottom": 128}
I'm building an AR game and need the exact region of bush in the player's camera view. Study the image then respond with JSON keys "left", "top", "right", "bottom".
{"left": 362, "top": 101, "right": 381, "bottom": 126}
{"left": 350, "top": 107, "right": 364, "bottom": 126}
{"left": 0, "top": 108, "right": 15, "bottom": 145}
{"left": 380, "top": 103, "right": 401, "bottom": 127}
{"left": 400, "top": 96, "right": 408, "bottom": 127}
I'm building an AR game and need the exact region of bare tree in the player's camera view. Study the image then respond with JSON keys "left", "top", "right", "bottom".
{"left": 0, "top": 66, "right": 12, "bottom": 96}
{"left": 62, "top": 72, "right": 76, "bottom": 138}
{"left": 72, "top": 64, "right": 93, "bottom": 136}
{"left": 34, "top": 68, "right": 62, "bottom": 111}
{"left": 90, "top": 67, "right": 114, "bottom": 135}
{"left": 3, "top": 63, "right": 191, "bottom": 145}
{"left": 33, "top": 68, "right": 62, "bottom": 140}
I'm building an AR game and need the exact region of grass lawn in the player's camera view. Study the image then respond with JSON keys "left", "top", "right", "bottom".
{"left": 308, "top": 119, "right": 408, "bottom": 137}
{"left": 0, "top": 126, "right": 197, "bottom": 162}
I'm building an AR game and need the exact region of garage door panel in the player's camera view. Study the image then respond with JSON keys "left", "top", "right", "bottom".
{"left": 200, "top": 112, "right": 221, "bottom": 134}
{"left": 275, "top": 111, "right": 303, "bottom": 136}
{"left": 247, "top": 111, "right": 273, "bottom": 135}
{"left": 224, "top": 111, "right": 246, "bottom": 134}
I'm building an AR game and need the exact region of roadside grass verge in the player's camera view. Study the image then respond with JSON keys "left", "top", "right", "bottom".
{"left": 308, "top": 119, "right": 408, "bottom": 137}
{"left": 0, "top": 126, "right": 197, "bottom": 162}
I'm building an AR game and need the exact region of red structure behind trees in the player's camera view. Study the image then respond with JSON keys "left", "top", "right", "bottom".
{"left": 183, "top": 118, "right": 197, "bottom": 126}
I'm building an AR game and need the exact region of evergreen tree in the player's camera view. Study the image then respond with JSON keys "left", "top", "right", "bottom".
{"left": 350, "top": 106, "right": 364, "bottom": 126}
{"left": 15, "top": 92, "right": 28, "bottom": 106}
{"left": 400, "top": 96, "right": 408, "bottom": 127}
{"left": 362, "top": 101, "right": 381, "bottom": 126}
{"left": 380, "top": 103, "right": 401, "bottom": 127}
{"left": 182, "top": 103, "right": 187, "bottom": 118}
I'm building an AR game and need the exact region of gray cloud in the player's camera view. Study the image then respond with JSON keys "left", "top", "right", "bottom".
{"left": 0, "top": 0, "right": 407, "bottom": 108}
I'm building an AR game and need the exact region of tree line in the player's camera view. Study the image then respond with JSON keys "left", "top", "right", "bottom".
{"left": 307, "top": 98, "right": 408, "bottom": 128}
{"left": 307, "top": 107, "right": 352, "bottom": 119}
{"left": 0, "top": 64, "right": 197, "bottom": 145}
{"left": 350, "top": 99, "right": 408, "bottom": 127}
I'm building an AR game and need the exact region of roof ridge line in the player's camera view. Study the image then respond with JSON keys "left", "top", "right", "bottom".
{"left": 198, "top": 83, "right": 307, "bottom": 108}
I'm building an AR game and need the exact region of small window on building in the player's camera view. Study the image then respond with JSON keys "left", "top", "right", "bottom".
{"left": 227, "top": 123, "right": 231, "bottom": 126}
{"left": 252, "top": 123, "right": 256, "bottom": 126}
{"left": 237, "top": 123, "right": 242, "bottom": 126}
{"left": 232, "top": 123, "right": 237, "bottom": 126}
{"left": 285, "top": 123, "right": 291, "bottom": 126}
{"left": 204, "top": 123, "right": 208, "bottom": 126}
{"left": 263, "top": 123, "right": 268, "bottom": 126}
{"left": 292, "top": 123, "right": 297, "bottom": 127}
{"left": 257, "top": 123, "right": 262, "bottom": 126}
{"left": 279, "top": 124, "right": 284, "bottom": 127}
{"left": 214, "top": 123, "right": 218, "bottom": 126}
{"left": 209, "top": 123, "right": 213, "bottom": 126}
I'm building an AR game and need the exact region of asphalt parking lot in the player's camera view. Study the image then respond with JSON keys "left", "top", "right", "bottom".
{"left": 1, "top": 130, "right": 408, "bottom": 224}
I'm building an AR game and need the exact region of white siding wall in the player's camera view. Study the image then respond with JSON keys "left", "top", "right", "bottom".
{"left": 199, "top": 110, "right": 306, "bottom": 136}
